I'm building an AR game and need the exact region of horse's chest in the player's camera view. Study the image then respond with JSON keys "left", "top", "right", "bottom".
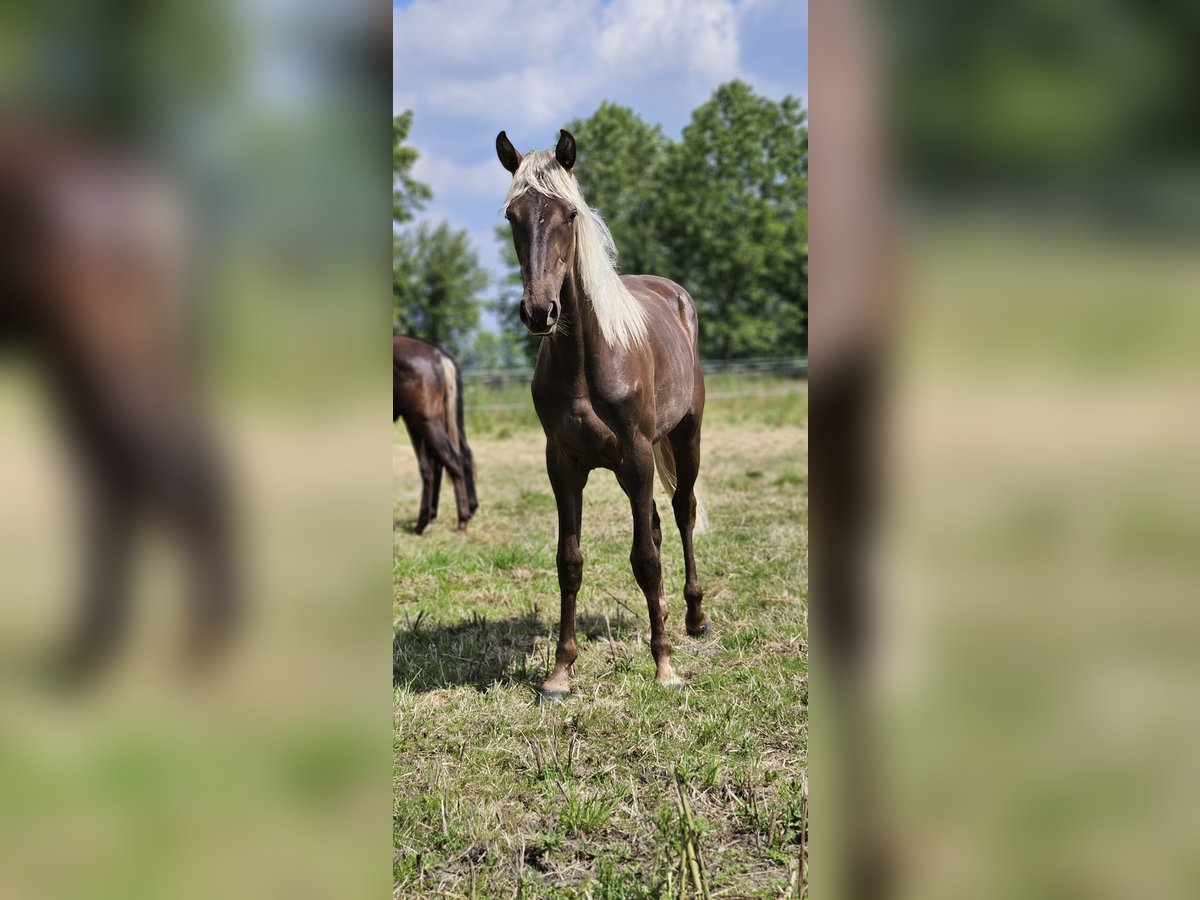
{"left": 538, "top": 396, "right": 620, "bottom": 465}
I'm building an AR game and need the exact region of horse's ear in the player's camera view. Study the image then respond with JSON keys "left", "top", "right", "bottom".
{"left": 556, "top": 129, "right": 576, "bottom": 171}
{"left": 496, "top": 131, "right": 522, "bottom": 174}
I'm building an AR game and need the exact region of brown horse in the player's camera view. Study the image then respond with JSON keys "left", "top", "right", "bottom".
{"left": 393, "top": 334, "right": 477, "bottom": 533}
{"left": 0, "top": 129, "right": 236, "bottom": 679}
{"left": 496, "top": 128, "right": 709, "bottom": 699}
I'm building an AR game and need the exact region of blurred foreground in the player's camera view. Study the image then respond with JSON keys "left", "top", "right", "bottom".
{"left": 0, "top": 2, "right": 389, "bottom": 898}
{"left": 812, "top": 1, "right": 1200, "bottom": 897}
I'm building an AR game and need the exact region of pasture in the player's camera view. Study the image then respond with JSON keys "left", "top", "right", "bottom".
{"left": 393, "top": 371, "right": 808, "bottom": 897}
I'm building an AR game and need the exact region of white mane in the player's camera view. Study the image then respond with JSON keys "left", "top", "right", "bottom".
{"left": 503, "top": 149, "right": 648, "bottom": 350}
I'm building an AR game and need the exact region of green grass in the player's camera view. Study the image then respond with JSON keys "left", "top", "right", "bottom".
{"left": 460, "top": 372, "right": 807, "bottom": 439}
{"left": 394, "top": 384, "right": 807, "bottom": 897}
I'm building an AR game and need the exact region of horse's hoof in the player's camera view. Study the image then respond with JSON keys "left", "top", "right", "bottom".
{"left": 657, "top": 675, "right": 684, "bottom": 691}
{"left": 538, "top": 688, "right": 568, "bottom": 705}
{"left": 686, "top": 615, "right": 713, "bottom": 637}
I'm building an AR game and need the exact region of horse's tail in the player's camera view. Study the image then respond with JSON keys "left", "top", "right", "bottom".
{"left": 439, "top": 354, "right": 460, "bottom": 448}
{"left": 652, "top": 441, "right": 709, "bottom": 534}
{"left": 453, "top": 355, "right": 468, "bottom": 453}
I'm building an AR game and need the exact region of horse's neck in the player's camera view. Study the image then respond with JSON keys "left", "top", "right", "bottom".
{"left": 544, "top": 267, "right": 599, "bottom": 386}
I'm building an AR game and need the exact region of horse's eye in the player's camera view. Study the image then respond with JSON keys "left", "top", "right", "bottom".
{"left": 568, "top": 209, "right": 578, "bottom": 223}
{"left": 504, "top": 208, "right": 514, "bottom": 221}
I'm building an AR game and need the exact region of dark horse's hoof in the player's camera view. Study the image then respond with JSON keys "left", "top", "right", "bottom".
{"left": 686, "top": 615, "right": 713, "bottom": 638}
{"left": 537, "top": 688, "right": 568, "bottom": 705}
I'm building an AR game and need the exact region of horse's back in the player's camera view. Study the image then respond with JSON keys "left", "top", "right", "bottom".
{"left": 620, "top": 275, "right": 700, "bottom": 353}
{"left": 393, "top": 335, "right": 450, "bottom": 421}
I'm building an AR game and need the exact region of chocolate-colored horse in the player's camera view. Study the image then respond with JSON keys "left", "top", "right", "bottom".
{"left": 393, "top": 334, "right": 477, "bottom": 533}
{"left": 496, "top": 129, "right": 709, "bottom": 698}
{"left": 0, "top": 130, "right": 236, "bottom": 678}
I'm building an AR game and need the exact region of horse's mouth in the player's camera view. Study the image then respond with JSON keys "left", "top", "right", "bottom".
{"left": 526, "top": 323, "right": 557, "bottom": 337}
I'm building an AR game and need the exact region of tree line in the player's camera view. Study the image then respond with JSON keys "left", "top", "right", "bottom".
{"left": 394, "top": 81, "right": 807, "bottom": 366}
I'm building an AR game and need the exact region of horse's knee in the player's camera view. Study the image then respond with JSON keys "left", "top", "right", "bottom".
{"left": 629, "top": 544, "right": 661, "bottom": 591}
{"left": 557, "top": 544, "right": 583, "bottom": 593}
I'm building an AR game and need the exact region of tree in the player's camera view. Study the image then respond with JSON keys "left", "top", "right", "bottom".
{"left": 393, "top": 111, "right": 432, "bottom": 225}
{"left": 565, "top": 103, "right": 669, "bottom": 276}
{"left": 658, "top": 81, "right": 808, "bottom": 359}
{"left": 392, "top": 112, "right": 487, "bottom": 356}
{"left": 393, "top": 222, "right": 488, "bottom": 355}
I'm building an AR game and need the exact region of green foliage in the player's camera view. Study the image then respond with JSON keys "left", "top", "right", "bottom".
{"left": 659, "top": 81, "right": 808, "bottom": 359}
{"left": 392, "top": 112, "right": 432, "bottom": 225}
{"left": 459, "top": 327, "right": 535, "bottom": 370}
{"left": 393, "top": 221, "right": 487, "bottom": 355}
{"left": 566, "top": 102, "right": 670, "bottom": 276}
{"left": 884, "top": 0, "right": 1189, "bottom": 184}
{"left": 392, "top": 111, "right": 488, "bottom": 356}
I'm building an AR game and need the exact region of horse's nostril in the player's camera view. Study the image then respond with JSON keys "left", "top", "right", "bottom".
{"left": 547, "top": 301, "right": 559, "bottom": 324}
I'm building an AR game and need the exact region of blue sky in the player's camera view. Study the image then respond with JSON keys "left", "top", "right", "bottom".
{"left": 393, "top": 0, "right": 807, "bottom": 316}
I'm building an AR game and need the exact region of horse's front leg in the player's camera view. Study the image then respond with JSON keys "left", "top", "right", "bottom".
{"left": 622, "top": 442, "right": 680, "bottom": 689}
{"left": 542, "top": 448, "right": 587, "bottom": 700}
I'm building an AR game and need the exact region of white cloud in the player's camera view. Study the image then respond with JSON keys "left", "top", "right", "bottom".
{"left": 412, "top": 153, "right": 508, "bottom": 200}
{"left": 393, "top": 0, "right": 747, "bottom": 132}
{"left": 595, "top": 0, "right": 740, "bottom": 80}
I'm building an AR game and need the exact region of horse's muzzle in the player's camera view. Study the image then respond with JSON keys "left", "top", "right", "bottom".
{"left": 521, "top": 297, "right": 559, "bottom": 336}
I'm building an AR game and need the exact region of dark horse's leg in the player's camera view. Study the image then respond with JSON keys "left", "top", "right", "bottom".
{"left": 404, "top": 420, "right": 435, "bottom": 534}
{"left": 420, "top": 420, "right": 472, "bottom": 531}
{"left": 58, "top": 402, "right": 237, "bottom": 676}
{"left": 452, "top": 365, "right": 479, "bottom": 514}
{"left": 669, "top": 418, "right": 709, "bottom": 636}
{"left": 459, "top": 433, "right": 478, "bottom": 514}
{"left": 542, "top": 448, "right": 587, "bottom": 699}
{"left": 429, "top": 459, "right": 442, "bottom": 522}
{"left": 168, "top": 437, "right": 238, "bottom": 665}
{"left": 59, "top": 453, "right": 139, "bottom": 678}
{"left": 621, "top": 439, "right": 680, "bottom": 689}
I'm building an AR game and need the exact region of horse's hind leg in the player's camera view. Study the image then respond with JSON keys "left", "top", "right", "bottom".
{"left": 422, "top": 421, "right": 471, "bottom": 531}
{"left": 404, "top": 420, "right": 435, "bottom": 534}
{"left": 429, "top": 459, "right": 443, "bottom": 522}
{"left": 668, "top": 420, "right": 709, "bottom": 636}
{"left": 460, "top": 433, "right": 479, "bottom": 514}
{"left": 168, "top": 440, "right": 238, "bottom": 665}
{"left": 414, "top": 440, "right": 435, "bottom": 534}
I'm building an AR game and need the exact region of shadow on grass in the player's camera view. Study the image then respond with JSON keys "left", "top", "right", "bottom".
{"left": 392, "top": 609, "right": 642, "bottom": 693}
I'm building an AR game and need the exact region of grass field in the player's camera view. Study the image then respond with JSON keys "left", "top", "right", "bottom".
{"left": 393, "top": 375, "right": 808, "bottom": 898}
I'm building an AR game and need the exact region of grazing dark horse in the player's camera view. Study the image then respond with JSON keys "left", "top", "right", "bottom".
{"left": 496, "top": 128, "right": 709, "bottom": 698}
{"left": 0, "top": 130, "right": 236, "bottom": 678}
{"left": 393, "top": 334, "right": 477, "bottom": 533}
